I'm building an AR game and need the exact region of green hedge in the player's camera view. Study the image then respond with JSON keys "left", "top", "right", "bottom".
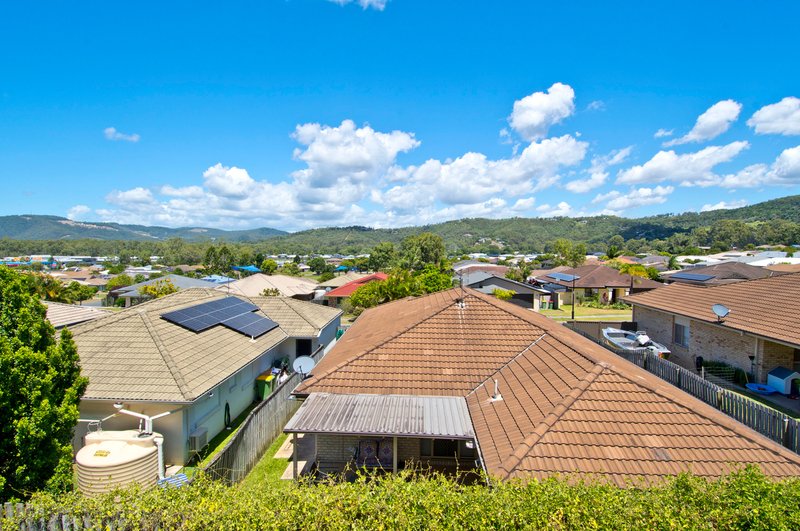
{"left": 6, "top": 467, "right": 800, "bottom": 530}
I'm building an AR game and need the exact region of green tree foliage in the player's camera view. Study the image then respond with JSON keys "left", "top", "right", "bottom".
{"left": 400, "top": 232, "right": 446, "bottom": 270}
{"left": 0, "top": 267, "right": 88, "bottom": 500}
{"left": 139, "top": 279, "right": 178, "bottom": 299}
{"left": 317, "top": 271, "right": 335, "bottom": 283}
{"left": 368, "top": 242, "right": 397, "bottom": 271}
{"left": 307, "top": 257, "right": 328, "bottom": 275}
{"left": 260, "top": 259, "right": 278, "bottom": 275}
{"left": 281, "top": 263, "right": 301, "bottom": 276}
{"left": 105, "top": 274, "right": 133, "bottom": 291}
{"left": 203, "top": 244, "right": 235, "bottom": 275}
{"left": 349, "top": 266, "right": 454, "bottom": 310}
{"left": 551, "top": 239, "right": 587, "bottom": 267}
{"left": 492, "top": 288, "right": 515, "bottom": 301}
{"left": 260, "top": 288, "right": 281, "bottom": 297}
{"left": 10, "top": 467, "right": 800, "bottom": 529}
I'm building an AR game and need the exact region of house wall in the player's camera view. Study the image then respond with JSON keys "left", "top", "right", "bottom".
{"left": 632, "top": 305, "right": 796, "bottom": 382}
{"left": 315, "top": 434, "right": 421, "bottom": 466}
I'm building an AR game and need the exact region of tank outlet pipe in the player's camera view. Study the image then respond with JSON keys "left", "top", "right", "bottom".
{"left": 154, "top": 436, "right": 165, "bottom": 480}
{"left": 113, "top": 403, "right": 172, "bottom": 435}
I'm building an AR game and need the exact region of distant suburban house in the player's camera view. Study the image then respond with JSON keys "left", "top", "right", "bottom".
{"left": 661, "top": 262, "right": 787, "bottom": 286}
{"left": 220, "top": 273, "right": 318, "bottom": 300}
{"left": 460, "top": 271, "right": 549, "bottom": 310}
{"left": 284, "top": 288, "right": 800, "bottom": 484}
{"left": 318, "top": 272, "right": 369, "bottom": 290}
{"left": 624, "top": 272, "right": 800, "bottom": 384}
{"left": 324, "top": 272, "right": 388, "bottom": 308}
{"left": 45, "top": 301, "right": 109, "bottom": 329}
{"left": 531, "top": 264, "right": 663, "bottom": 308}
{"left": 107, "top": 274, "right": 218, "bottom": 307}
{"left": 635, "top": 254, "right": 671, "bottom": 271}
{"left": 71, "top": 288, "right": 342, "bottom": 467}
{"left": 452, "top": 260, "right": 509, "bottom": 277}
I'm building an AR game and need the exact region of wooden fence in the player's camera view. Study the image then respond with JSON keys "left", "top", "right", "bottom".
{"left": 573, "top": 328, "right": 800, "bottom": 454}
{"left": 202, "top": 345, "right": 326, "bottom": 484}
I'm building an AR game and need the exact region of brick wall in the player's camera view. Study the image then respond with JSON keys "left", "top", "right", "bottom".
{"left": 315, "top": 434, "right": 420, "bottom": 465}
{"left": 761, "top": 341, "right": 795, "bottom": 381}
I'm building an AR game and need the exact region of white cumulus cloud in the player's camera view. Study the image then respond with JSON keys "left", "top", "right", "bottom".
{"left": 104, "top": 127, "right": 140, "bottom": 143}
{"left": 106, "top": 187, "right": 155, "bottom": 204}
{"left": 592, "top": 186, "right": 673, "bottom": 212}
{"left": 328, "top": 0, "right": 387, "bottom": 9}
{"left": 718, "top": 145, "right": 800, "bottom": 188}
{"left": 66, "top": 205, "right": 91, "bottom": 220}
{"left": 565, "top": 146, "right": 632, "bottom": 193}
{"left": 747, "top": 97, "right": 800, "bottom": 135}
{"left": 616, "top": 141, "right": 749, "bottom": 186}
{"left": 700, "top": 200, "right": 748, "bottom": 212}
{"left": 508, "top": 83, "right": 575, "bottom": 141}
{"left": 663, "top": 100, "right": 742, "bottom": 146}
{"left": 654, "top": 128, "right": 673, "bottom": 138}
{"left": 536, "top": 201, "right": 573, "bottom": 217}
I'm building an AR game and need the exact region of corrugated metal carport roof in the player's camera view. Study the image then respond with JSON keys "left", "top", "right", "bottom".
{"left": 284, "top": 393, "right": 475, "bottom": 439}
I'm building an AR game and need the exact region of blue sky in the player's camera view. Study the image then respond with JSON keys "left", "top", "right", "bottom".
{"left": 1, "top": 0, "right": 799, "bottom": 231}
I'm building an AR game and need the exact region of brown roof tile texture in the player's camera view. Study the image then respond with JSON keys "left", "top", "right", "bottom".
{"left": 624, "top": 271, "right": 800, "bottom": 347}
{"left": 297, "top": 287, "right": 800, "bottom": 485}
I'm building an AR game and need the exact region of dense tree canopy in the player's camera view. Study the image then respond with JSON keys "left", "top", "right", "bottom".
{"left": 0, "top": 267, "right": 88, "bottom": 500}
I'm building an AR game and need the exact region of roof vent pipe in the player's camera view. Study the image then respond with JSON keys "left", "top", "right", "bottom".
{"left": 491, "top": 379, "right": 503, "bottom": 402}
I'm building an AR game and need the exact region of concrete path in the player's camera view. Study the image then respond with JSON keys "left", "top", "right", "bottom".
{"left": 280, "top": 433, "right": 315, "bottom": 480}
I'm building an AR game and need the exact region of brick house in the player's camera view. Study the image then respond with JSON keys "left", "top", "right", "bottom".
{"left": 284, "top": 288, "right": 800, "bottom": 485}
{"left": 624, "top": 272, "right": 800, "bottom": 384}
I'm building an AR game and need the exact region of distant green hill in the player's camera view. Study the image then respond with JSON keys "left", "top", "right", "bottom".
{"left": 0, "top": 194, "right": 797, "bottom": 253}
{"left": 0, "top": 215, "right": 287, "bottom": 242}
{"left": 260, "top": 194, "right": 800, "bottom": 253}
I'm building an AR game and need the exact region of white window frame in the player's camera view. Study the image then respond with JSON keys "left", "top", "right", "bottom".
{"left": 673, "top": 317, "right": 690, "bottom": 347}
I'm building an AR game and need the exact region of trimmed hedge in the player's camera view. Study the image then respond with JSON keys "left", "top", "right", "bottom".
{"left": 5, "top": 467, "right": 800, "bottom": 530}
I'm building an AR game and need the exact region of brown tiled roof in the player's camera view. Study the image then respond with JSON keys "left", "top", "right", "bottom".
{"left": 542, "top": 264, "right": 663, "bottom": 290}
{"left": 662, "top": 262, "right": 787, "bottom": 285}
{"left": 624, "top": 272, "right": 800, "bottom": 347}
{"left": 71, "top": 288, "right": 339, "bottom": 403}
{"left": 766, "top": 263, "right": 800, "bottom": 273}
{"left": 296, "top": 288, "right": 800, "bottom": 484}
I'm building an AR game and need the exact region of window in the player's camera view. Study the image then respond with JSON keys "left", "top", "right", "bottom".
{"left": 296, "top": 339, "right": 312, "bottom": 358}
{"left": 793, "top": 349, "right": 800, "bottom": 373}
{"left": 420, "top": 438, "right": 474, "bottom": 459}
{"left": 673, "top": 318, "right": 689, "bottom": 348}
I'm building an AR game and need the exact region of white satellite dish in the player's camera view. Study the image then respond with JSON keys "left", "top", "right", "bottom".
{"left": 293, "top": 356, "right": 315, "bottom": 376}
{"left": 711, "top": 303, "right": 730, "bottom": 322}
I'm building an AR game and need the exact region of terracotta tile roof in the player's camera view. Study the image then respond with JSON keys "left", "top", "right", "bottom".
{"left": 624, "top": 272, "right": 800, "bottom": 347}
{"left": 662, "top": 262, "right": 787, "bottom": 285}
{"left": 766, "top": 263, "right": 800, "bottom": 273}
{"left": 541, "top": 264, "right": 663, "bottom": 290}
{"left": 325, "top": 272, "right": 388, "bottom": 298}
{"left": 220, "top": 273, "right": 318, "bottom": 298}
{"left": 71, "top": 288, "right": 339, "bottom": 403}
{"left": 296, "top": 288, "right": 800, "bottom": 484}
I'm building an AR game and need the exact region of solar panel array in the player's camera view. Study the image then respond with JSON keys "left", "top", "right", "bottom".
{"left": 161, "top": 297, "right": 278, "bottom": 338}
{"left": 547, "top": 272, "right": 579, "bottom": 282}
{"left": 670, "top": 272, "right": 715, "bottom": 282}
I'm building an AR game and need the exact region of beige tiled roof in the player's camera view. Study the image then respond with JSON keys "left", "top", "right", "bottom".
{"left": 248, "top": 296, "right": 341, "bottom": 338}
{"left": 296, "top": 288, "right": 800, "bottom": 484}
{"left": 318, "top": 272, "right": 369, "bottom": 289}
{"left": 624, "top": 272, "right": 800, "bottom": 347}
{"left": 45, "top": 302, "right": 109, "bottom": 329}
{"left": 220, "top": 274, "right": 318, "bottom": 297}
{"left": 71, "top": 288, "right": 340, "bottom": 403}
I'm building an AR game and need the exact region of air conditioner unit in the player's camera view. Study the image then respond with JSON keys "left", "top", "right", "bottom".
{"left": 189, "top": 427, "right": 208, "bottom": 453}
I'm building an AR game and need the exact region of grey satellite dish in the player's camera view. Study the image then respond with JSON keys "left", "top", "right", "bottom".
{"left": 293, "top": 356, "right": 316, "bottom": 376}
{"left": 712, "top": 303, "right": 730, "bottom": 322}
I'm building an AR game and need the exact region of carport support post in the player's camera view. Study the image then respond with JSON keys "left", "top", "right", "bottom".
{"left": 292, "top": 433, "right": 298, "bottom": 479}
{"left": 393, "top": 437, "right": 398, "bottom": 473}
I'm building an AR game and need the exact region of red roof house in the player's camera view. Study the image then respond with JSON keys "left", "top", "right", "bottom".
{"left": 324, "top": 272, "right": 388, "bottom": 306}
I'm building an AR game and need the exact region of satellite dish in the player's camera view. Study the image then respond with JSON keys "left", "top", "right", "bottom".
{"left": 293, "top": 356, "right": 315, "bottom": 376}
{"left": 712, "top": 303, "right": 730, "bottom": 322}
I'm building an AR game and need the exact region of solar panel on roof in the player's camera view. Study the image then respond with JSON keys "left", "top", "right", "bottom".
{"left": 161, "top": 297, "right": 263, "bottom": 335}
{"left": 221, "top": 312, "right": 278, "bottom": 339}
{"left": 547, "top": 272, "right": 579, "bottom": 282}
{"left": 670, "top": 272, "right": 715, "bottom": 281}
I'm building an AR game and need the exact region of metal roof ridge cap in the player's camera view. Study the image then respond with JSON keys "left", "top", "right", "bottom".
{"left": 298, "top": 291, "right": 461, "bottom": 390}
{"left": 497, "top": 364, "right": 607, "bottom": 479}
{"left": 140, "top": 311, "right": 193, "bottom": 401}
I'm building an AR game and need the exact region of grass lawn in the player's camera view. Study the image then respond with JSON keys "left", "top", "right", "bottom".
{"left": 540, "top": 304, "right": 632, "bottom": 321}
{"left": 240, "top": 433, "right": 291, "bottom": 490}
